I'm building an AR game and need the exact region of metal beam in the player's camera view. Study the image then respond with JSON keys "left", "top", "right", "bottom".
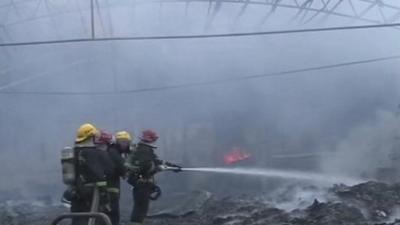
{"left": 302, "top": 0, "right": 332, "bottom": 24}
{"left": 95, "top": 0, "right": 107, "bottom": 36}
{"left": 300, "top": 0, "right": 316, "bottom": 23}
{"left": 291, "top": 0, "right": 313, "bottom": 22}
{"left": 258, "top": 0, "right": 282, "bottom": 27}
{"left": 204, "top": 0, "right": 222, "bottom": 31}
{"left": 348, "top": 0, "right": 358, "bottom": 17}
{"left": 91, "top": 0, "right": 95, "bottom": 39}
{"left": 232, "top": 0, "right": 250, "bottom": 30}
{"left": 319, "top": 0, "right": 344, "bottom": 22}
{"left": 2, "top": 0, "right": 386, "bottom": 28}
{"left": 358, "top": 0, "right": 379, "bottom": 19}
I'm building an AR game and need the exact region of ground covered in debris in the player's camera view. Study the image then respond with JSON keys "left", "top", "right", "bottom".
{"left": 3, "top": 181, "right": 400, "bottom": 225}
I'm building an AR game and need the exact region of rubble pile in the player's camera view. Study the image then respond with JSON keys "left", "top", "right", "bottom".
{"left": 0, "top": 201, "right": 64, "bottom": 225}
{"left": 3, "top": 181, "right": 400, "bottom": 225}
{"left": 333, "top": 182, "right": 400, "bottom": 221}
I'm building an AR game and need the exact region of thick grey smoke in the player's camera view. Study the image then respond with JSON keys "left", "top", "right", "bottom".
{"left": 0, "top": 0, "right": 399, "bottom": 200}
{"left": 320, "top": 110, "right": 400, "bottom": 178}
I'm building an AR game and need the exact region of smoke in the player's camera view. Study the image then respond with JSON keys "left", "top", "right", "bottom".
{"left": 265, "top": 183, "right": 334, "bottom": 211}
{"left": 320, "top": 110, "right": 400, "bottom": 178}
{"left": 0, "top": 0, "right": 399, "bottom": 200}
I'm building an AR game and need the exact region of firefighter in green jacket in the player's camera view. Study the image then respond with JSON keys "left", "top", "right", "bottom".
{"left": 106, "top": 131, "right": 133, "bottom": 225}
{"left": 126, "top": 129, "right": 181, "bottom": 225}
{"left": 69, "top": 123, "right": 114, "bottom": 225}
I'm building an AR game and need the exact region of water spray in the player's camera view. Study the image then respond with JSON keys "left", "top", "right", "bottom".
{"left": 164, "top": 167, "right": 364, "bottom": 185}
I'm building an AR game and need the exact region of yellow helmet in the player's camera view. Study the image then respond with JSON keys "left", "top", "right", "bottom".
{"left": 115, "top": 131, "right": 132, "bottom": 142}
{"left": 75, "top": 123, "right": 98, "bottom": 143}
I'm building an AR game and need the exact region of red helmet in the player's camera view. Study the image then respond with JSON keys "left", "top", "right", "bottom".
{"left": 140, "top": 129, "right": 159, "bottom": 143}
{"left": 94, "top": 130, "right": 114, "bottom": 145}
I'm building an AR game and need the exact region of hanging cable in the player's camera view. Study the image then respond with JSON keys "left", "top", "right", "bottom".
{"left": 0, "top": 54, "right": 398, "bottom": 96}
{"left": 0, "top": 23, "right": 399, "bottom": 47}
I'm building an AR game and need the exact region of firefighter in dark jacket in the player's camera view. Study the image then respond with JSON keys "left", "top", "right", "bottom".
{"left": 70, "top": 123, "right": 114, "bottom": 225}
{"left": 126, "top": 129, "right": 181, "bottom": 225}
{"left": 106, "top": 131, "right": 133, "bottom": 225}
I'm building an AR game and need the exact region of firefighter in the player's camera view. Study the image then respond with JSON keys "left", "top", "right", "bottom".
{"left": 106, "top": 131, "right": 133, "bottom": 225}
{"left": 126, "top": 129, "right": 182, "bottom": 225}
{"left": 69, "top": 123, "right": 114, "bottom": 225}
